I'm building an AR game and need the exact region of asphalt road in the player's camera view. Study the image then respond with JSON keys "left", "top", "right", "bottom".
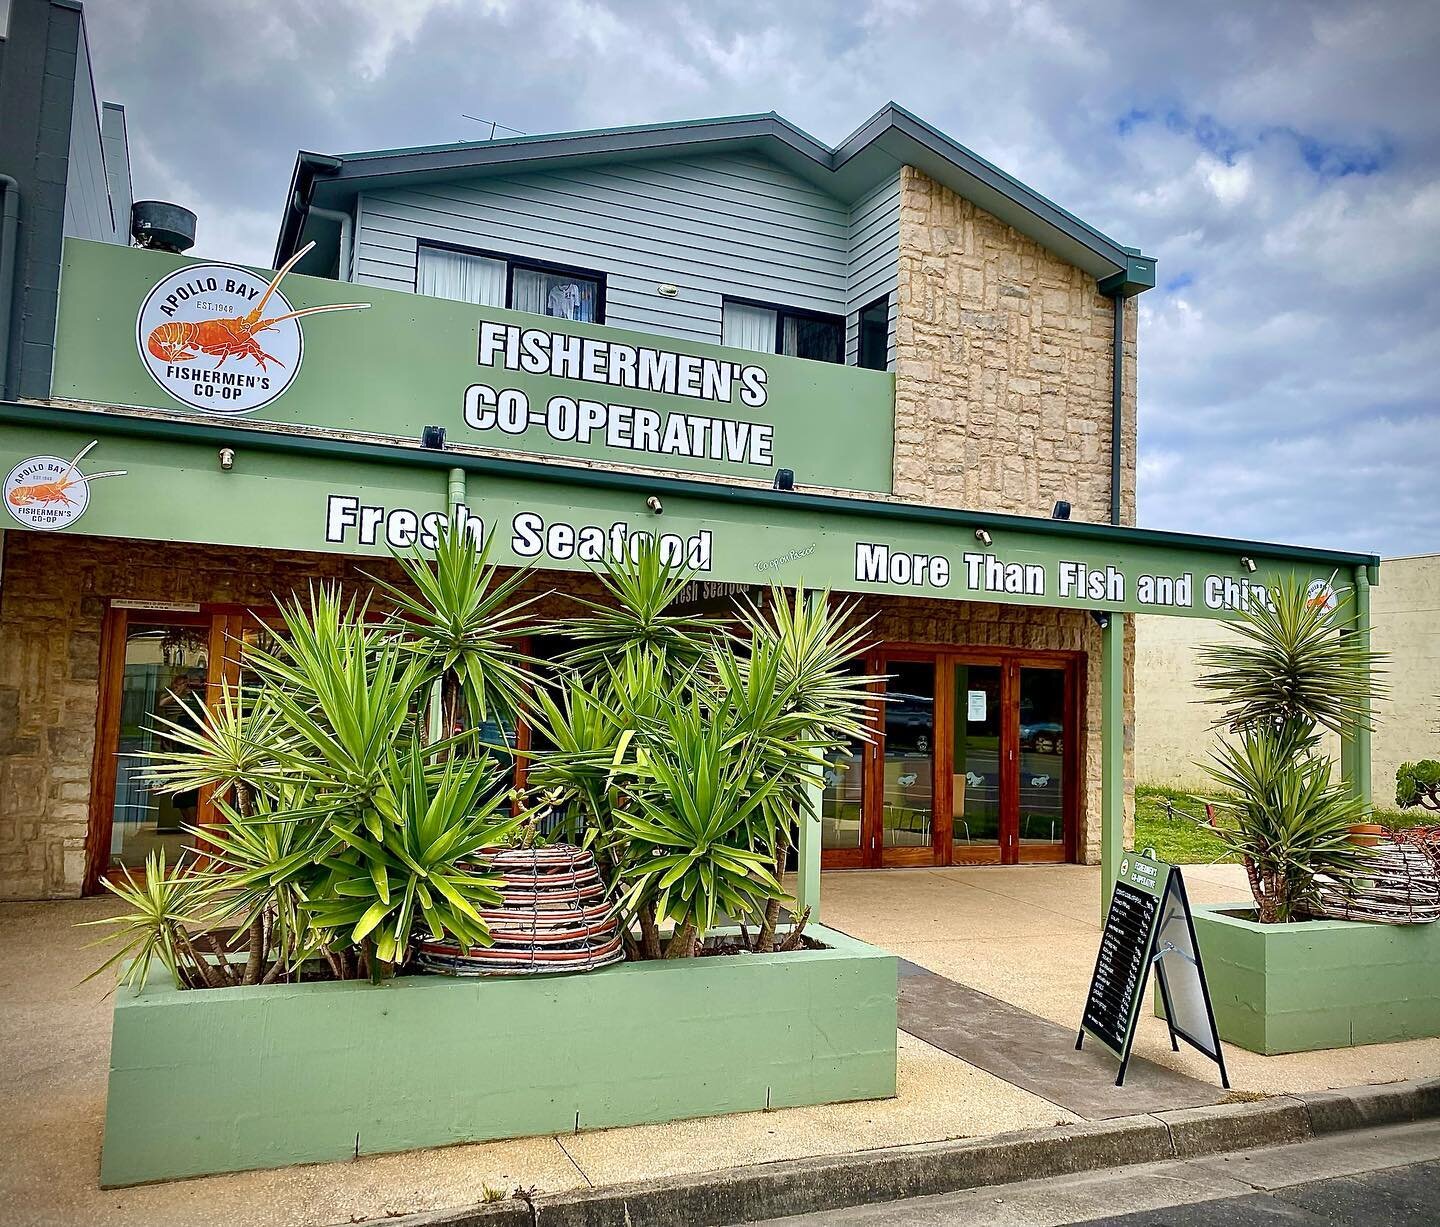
{"left": 751, "top": 1120, "right": 1440, "bottom": 1226}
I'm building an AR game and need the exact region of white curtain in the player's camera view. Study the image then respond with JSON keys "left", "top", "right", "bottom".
{"left": 417, "top": 247, "right": 506, "bottom": 307}
{"left": 722, "top": 301, "right": 777, "bottom": 352}
{"left": 512, "top": 267, "right": 598, "bottom": 323}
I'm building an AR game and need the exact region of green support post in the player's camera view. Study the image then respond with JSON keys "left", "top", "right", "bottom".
{"left": 1100, "top": 611, "right": 1126, "bottom": 918}
{"left": 794, "top": 589, "right": 824, "bottom": 924}
{"left": 1353, "top": 566, "right": 1373, "bottom": 811}
{"left": 796, "top": 772, "right": 823, "bottom": 925}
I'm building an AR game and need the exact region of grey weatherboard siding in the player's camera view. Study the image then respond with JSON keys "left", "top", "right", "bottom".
{"left": 351, "top": 153, "right": 898, "bottom": 369}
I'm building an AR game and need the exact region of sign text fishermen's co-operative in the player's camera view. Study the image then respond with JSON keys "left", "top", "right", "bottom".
{"left": 463, "top": 323, "right": 775, "bottom": 467}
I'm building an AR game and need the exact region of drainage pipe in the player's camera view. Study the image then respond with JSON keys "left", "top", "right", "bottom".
{"left": 447, "top": 467, "right": 467, "bottom": 518}
{"left": 1110, "top": 294, "right": 1124, "bottom": 525}
{"left": 306, "top": 203, "right": 353, "bottom": 282}
{"left": 0, "top": 174, "right": 21, "bottom": 400}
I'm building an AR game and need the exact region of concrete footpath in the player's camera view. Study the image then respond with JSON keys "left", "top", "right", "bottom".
{"left": 3, "top": 865, "right": 1438, "bottom": 1227}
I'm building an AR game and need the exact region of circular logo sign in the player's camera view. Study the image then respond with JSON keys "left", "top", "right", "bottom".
{"left": 6, "top": 454, "right": 92, "bottom": 529}
{"left": 1305, "top": 579, "right": 1339, "bottom": 615}
{"left": 136, "top": 262, "right": 304, "bottom": 415}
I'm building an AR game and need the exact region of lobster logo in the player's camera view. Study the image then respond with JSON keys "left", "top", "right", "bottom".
{"left": 5, "top": 440, "right": 126, "bottom": 530}
{"left": 136, "top": 240, "right": 368, "bottom": 416}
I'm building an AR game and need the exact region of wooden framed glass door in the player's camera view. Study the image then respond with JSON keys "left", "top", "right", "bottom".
{"left": 84, "top": 603, "right": 280, "bottom": 893}
{"left": 821, "top": 645, "right": 1081, "bottom": 870}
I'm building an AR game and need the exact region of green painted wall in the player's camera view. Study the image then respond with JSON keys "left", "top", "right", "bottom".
{"left": 51, "top": 239, "right": 895, "bottom": 491}
{"left": 1, "top": 420, "right": 1353, "bottom": 621}
{"left": 1157, "top": 904, "right": 1440, "bottom": 1054}
{"left": 100, "top": 926, "right": 898, "bottom": 1186}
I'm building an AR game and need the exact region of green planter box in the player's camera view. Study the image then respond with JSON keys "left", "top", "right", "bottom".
{"left": 101, "top": 925, "right": 897, "bottom": 1187}
{"left": 1157, "top": 903, "right": 1440, "bottom": 1055}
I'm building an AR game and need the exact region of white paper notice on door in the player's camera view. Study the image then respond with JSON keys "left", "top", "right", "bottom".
{"left": 967, "top": 689, "right": 987, "bottom": 722}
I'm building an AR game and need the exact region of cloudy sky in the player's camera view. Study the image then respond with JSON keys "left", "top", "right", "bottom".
{"left": 81, "top": 0, "right": 1439, "bottom": 557}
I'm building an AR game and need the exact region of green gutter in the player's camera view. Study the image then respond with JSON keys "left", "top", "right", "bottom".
{"left": 1, "top": 402, "right": 1379, "bottom": 570}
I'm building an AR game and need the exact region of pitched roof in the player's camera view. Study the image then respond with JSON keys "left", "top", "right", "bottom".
{"left": 275, "top": 102, "right": 1153, "bottom": 293}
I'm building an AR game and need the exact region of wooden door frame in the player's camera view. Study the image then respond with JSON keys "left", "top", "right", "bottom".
{"left": 83, "top": 601, "right": 283, "bottom": 894}
{"left": 821, "top": 641, "right": 1084, "bottom": 872}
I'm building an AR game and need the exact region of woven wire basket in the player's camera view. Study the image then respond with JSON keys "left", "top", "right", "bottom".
{"left": 1306, "top": 836, "right": 1440, "bottom": 925}
{"left": 417, "top": 845, "right": 625, "bottom": 976}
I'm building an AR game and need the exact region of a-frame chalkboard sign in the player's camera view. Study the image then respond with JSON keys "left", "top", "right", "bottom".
{"left": 1076, "top": 852, "right": 1229, "bottom": 1088}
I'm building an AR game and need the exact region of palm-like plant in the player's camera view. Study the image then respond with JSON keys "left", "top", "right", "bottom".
{"left": 80, "top": 851, "right": 222, "bottom": 992}
{"left": 617, "top": 699, "right": 784, "bottom": 957}
{"left": 367, "top": 524, "right": 539, "bottom": 738}
{"left": 1204, "top": 726, "right": 1370, "bottom": 922}
{"left": 1193, "top": 575, "right": 1387, "bottom": 922}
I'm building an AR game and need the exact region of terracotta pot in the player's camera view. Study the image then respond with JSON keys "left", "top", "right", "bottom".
{"left": 1347, "top": 822, "right": 1385, "bottom": 847}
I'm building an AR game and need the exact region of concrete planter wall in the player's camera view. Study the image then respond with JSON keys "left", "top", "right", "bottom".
{"left": 1159, "top": 903, "right": 1440, "bottom": 1055}
{"left": 100, "top": 925, "right": 897, "bottom": 1187}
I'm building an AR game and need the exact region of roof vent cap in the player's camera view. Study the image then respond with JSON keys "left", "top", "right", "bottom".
{"left": 130, "top": 200, "right": 197, "bottom": 253}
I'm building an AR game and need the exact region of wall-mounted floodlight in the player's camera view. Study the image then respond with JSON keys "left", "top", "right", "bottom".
{"left": 974, "top": 528, "right": 992, "bottom": 547}
{"left": 1051, "top": 500, "right": 1071, "bottom": 520}
{"left": 218, "top": 447, "right": 235, "bottom": 471}
{"left": 1240, "top": 556, "right": 1257, "bottom": 573}
{"left": 1090, "top": 610, "right": 1110, "bottom": 630}
{"left": 773, "top": 468, "right": 795, "bottom": 491}
{"left": 646, "top": 495, "right": 664, "bottom": 515}
{"left": 421, "top": 425, "right": 446, "bottom": 450}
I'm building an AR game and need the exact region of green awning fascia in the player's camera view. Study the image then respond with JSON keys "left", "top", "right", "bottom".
{"left": 1, "top": 401, "right": 1379, "bottom": 574}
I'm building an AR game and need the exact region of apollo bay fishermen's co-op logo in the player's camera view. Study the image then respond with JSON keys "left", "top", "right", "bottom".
{"left": 5, "top": 440, "right": 126, "bottom": 530}
{"left": 137, "top": 239, "right": 368, "bottom": 416}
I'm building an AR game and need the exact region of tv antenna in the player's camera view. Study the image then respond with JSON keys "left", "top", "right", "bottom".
{"left": 461, "top": 116, "right": 527, "bottom": 141}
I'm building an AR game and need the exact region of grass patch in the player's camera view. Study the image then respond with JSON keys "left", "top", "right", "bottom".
{"left": 1133, "top": 784, "right": 1432, "bottom": 866}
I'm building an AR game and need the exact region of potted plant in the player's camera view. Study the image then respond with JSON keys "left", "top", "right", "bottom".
{"left": 1162, "top": 577, "right": 1440, "bottom": 1053}
{"left": 89, "top": 529, "right": 898, "bottom": 1186}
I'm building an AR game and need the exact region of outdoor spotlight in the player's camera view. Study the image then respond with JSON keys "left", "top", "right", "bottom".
{"left": 218, "top": 447, "right": 235, "bottom": 471}
{"left": 773, "top": 468, "right": 795, "bottom": 491}
{"left": 1090, "top": 610, "right": 1110, "bottom": 630}
{"left": 1240, "top": 556, "right": 1257, "bottom": 573}
{"left": 974, "top": 528, "right": 993, "bottom": 547}
{"left": 421, "top": 425, "right": 446, "bottom": 450}
{"left": 646, "top": 495, "right": 664, "bottom": 515}
{"left": 1051, "top": 500, "right": 1071, "bottom": 520}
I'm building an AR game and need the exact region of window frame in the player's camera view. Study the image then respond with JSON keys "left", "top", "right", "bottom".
{"left": 721, "top": 295, "right": 847, "bottom": 365}
{"left": 857, "top": 294, "right": 890, "bottom": 372}
{"left": 415, "top": 239, "right": 607, "bottom": 324}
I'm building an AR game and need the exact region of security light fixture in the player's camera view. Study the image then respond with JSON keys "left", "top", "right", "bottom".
{"left": 1051, "top": 500, "right": 1071, "bottom": 520}
{"left": 218, "top": 447, "right": 235, "bottom": 472}
{"left": 1090, "top": 610, "right": 1110, "bottom": 630}
{"left": 773, "top": 468, "right": 795, "bottom": 491}
{"left": 421, "top": 425, "right": 446, "bottom": 450}
{"left": 646, "top": 495, "right": 664, "bottom": 515}
{"left": 974, "top": 528, "right": 992, "bottom": 547}
{"left": 1240, "top": 556, "right": 1257, "bottom": 573}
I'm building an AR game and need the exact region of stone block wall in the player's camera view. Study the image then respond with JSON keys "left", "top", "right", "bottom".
{"left": 892, "top": 165, "right": 1137, "bottom": 524}
{"left": 0, "top": 532, "right": 596, "bottom": 900}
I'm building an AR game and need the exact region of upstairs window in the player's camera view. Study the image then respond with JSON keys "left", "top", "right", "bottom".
{"left": 416, "top": 243, "right": 604, "bottom": 323}
{"left": 858, "top": 296, "right": 890, "bottom": 371}
{"left": 722, "top": 298, "right": 844, "bottom": 365}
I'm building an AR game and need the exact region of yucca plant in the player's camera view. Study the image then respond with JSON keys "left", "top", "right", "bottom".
{"left": 617, "top": 698, "right": 785, "bottom": 957}
{"left": 80, "top": 851, "right": 224, "bottom": 992}
{"left": 367, "top": 524, "right": 540, "bottom": 740}
{"left": 1203, "top": 725, "right": 1370, "bottom": 922}
{"left": 1193, "top": 575, "right": 1387, "bottom": 922}
{"left": 303, "top": 737, "right": 520, "bottom": 974}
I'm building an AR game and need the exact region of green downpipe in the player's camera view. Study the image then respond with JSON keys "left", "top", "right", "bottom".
{"left": 1110, "top": 295, "right": 1124, "bottom": 525}
{"left": 1100, "top": 611, "right": 1126, "bottom": 916}
{"left": 447, "top": 466, "right": 466, "bottom": 518}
